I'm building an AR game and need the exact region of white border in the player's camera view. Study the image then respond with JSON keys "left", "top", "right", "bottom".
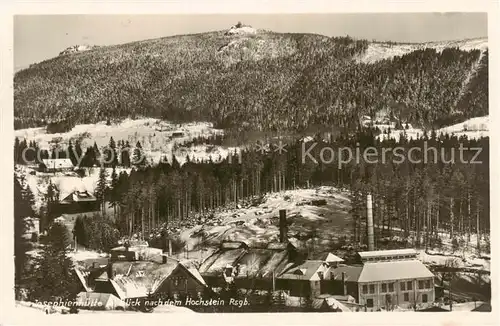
{"left": 1, "top": 1, "right": 498, "bottom": 325}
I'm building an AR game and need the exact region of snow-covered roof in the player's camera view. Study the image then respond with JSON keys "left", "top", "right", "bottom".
{"left": 200, "top": 242, "right": 294, "bottom": 278}
{"left": 199, "top": 248, "right": 247, "bottom": 275}
{"left": 280, "top": 260, "right": 324, "bottom": 281}
{"left": 311, "top": 252, "right": 344, "bottom": 263}
{"left": 358, "top": 260, "right": 434, "bottom": 283}
{"left": 61, "top": 190, "right": 96, "bottom": 203}
{"left": 312, "top": 297, "right": 352, "bottom": 312}
{"left": 42, "top": 158, "right": 74, "bottom": 169}
{"left": 358, "top": 249, "right": 418, "bottom": 260}
{"left": 109, "top": 260, "right": 205, "bottom": 300}
{"left": 220, "top": 241, "right": 248, "bottom": 250}
{"left": 330, "top": 265, "right": 363, "bottom": 282}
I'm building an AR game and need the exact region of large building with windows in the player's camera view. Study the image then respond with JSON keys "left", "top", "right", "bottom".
{"left": 356, "top": 249, "right": 435, "bottom": 311}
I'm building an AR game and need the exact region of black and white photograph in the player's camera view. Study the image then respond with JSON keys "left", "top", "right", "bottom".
{"left": 6, "top": 4, "right": 496, "bottom": 323}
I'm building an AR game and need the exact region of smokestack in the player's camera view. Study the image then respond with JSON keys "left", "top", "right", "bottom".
{"left": 162, "top": 254, "right": 167, "bottom": 264}
{"left": 107, "top": 263, "right": 113, "bottom": 279}
{"left": 367, "top": 194, "right": 375, "bottom": 251}
{"left": 342, "top": 272, "right": 347, "bottom": 296}
{"left": 279, "top": 209, "right": 288, "bottom": 243}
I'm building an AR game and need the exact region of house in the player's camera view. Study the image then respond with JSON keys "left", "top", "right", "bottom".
{"left": 356, "top": 249, "right": 435, "bottom": 311}
{"left": 360, "top": 115, "right": 372, "bottom": 127}
{"left": 110, "top": 242, "right": 163, "bottom": 263}
{"left": 92, "top": 257, "right": 208, "bottom": 302}
{"left": 374, "top": 108, "right": 392, "bottom": 124}
{"left": 277, "top": 255, "right": 362, "bottom": 305}
{"left": 23, "top": 217, "right": 40, "bottom": 241}
{"left": 58, "top": 190, "right": 100, "bottom": 214}
{"left": 278, "top": 260, "right": 326, "bottom": 299}
{"left": 40, "top": 158, "right": 74, "bottom": 173}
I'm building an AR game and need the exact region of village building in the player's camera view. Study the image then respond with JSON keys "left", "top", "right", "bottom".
{"left": 360, "top": 115, "right": 372, "bottom": 127}
{"left": 356, "top": 249, "right": 435, "bottom": 311}
{"left": 39, "top": 158, "right": 74, "bottom": 173}
{"left": 109, "top": 241, "right": 163, "bottom": 262}
{"left": 76, "top": 255, "right": 208, "bottom": 304}
{"left": 277, "top": 252, "right": 362, "bottom": 307}
{"left": 59, "top": 190, "right": 100, "bottom": 214}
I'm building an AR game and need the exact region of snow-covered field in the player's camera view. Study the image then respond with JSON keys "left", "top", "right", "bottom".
{"left": 14, "top": 118, "right": 234, "bottom": 166}
{"left": 376, "top": 115, "right": 489, "bottom": 142}
{"left": 358, "top": 38, "right": 487, "bottom": 64}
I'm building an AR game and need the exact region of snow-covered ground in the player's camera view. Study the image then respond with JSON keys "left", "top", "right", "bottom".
{"left": 358, "top": 38, "right": 487, "bottom": 64}
{"left": 176, "top": 187, "right": 352, "bottom": 253}
{"left": 376, "top": 115, "right": 489, "bottom": 142}
{"left": 438, "top": 116, "right": 489, "bottom": 139}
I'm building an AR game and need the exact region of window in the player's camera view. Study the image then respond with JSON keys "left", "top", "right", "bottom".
{"left": 173, "top": 278, "right": 179, "bottom": 286}
{"left": 407, "top": 281, "right": 413, "bottom": 290}
{"left": 400, "top": 282, "right": 406, "bottom": 291}
{"left": 366, "top": 299, "right": 374, "bottom": 308}
{"left": 388, "top": 283, "right": 394, "bottom": 292}
{"left": 422, "top": 294, "right": 428, "bottom": 303}
{"left": 418, "top": 280, "right": 425, "bottom": 289}
{"left": 318, "top": 272, "right": 324, "bottom": 280}
{"left": 381, "top": 283, "right": 387, "bottom": 293}
{"left": 362, "top": 285, "right": 368, "bottom": 294}
{"left": 369, "top": 284, "right": 375, "bottom": 294}
{"left": 404, "top": 293, "right": 410, "bottom": 302}
{"left": 425, "top": 280, "right": 431, "bottom": 289}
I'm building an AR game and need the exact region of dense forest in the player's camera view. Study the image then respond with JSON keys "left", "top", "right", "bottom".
{"left": 15, "top": 128, "right": 490, "bottom": 254}
{"left": 14, "top": 32, "right": 488, "bottom": 132}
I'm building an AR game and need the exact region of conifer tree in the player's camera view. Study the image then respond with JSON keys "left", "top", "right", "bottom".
{"left": 25, "top": 222, "right": 79, "bottom": 303}
{"left": 121, "top": 141, "right": 131, "bottom": 167}
{"left": 14, "top": 177, "right": 33, "bottom": 299}
{"left": 132, "top": 141, "right": 145, "bottom": 167}
{"left": 95, "top": 167, "right": 108, "bottom": 215}
{"left": 68, "top": 140, "right": 77, "bottom": 166}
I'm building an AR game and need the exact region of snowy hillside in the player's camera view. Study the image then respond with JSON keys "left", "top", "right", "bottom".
{"left": 175, "top": 187, "right": 352, "bottom": 253}
{"left": 377, "top": 115, "right": 489, "bottom": 142}
{"left": 438, "top": 116, "right": 489, "bottom": 138}
{"left": 358, "top": 38, "right": 487, "bottom": 64}
{"left": 14, "top": 118, "right": 235, "bottom": 165}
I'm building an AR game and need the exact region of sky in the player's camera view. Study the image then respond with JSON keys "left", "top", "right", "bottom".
{"left": 14, "top": 13, "right": 487, "bottom": 70}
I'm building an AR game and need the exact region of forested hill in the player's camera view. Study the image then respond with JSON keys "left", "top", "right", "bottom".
{"left": 14, "top": 26, "right": 488, "bottom": 132}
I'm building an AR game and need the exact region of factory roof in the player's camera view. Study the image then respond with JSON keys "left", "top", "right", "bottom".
{"left": 358, "top": 259, "right": 434, "bottom": 283}
{"left": 358, "top": 249, "right": 418, "bottom": 262}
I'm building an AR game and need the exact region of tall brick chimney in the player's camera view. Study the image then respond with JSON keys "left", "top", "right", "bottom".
{"left": 279, "top": 209, "right": 288, "bottom": 243}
